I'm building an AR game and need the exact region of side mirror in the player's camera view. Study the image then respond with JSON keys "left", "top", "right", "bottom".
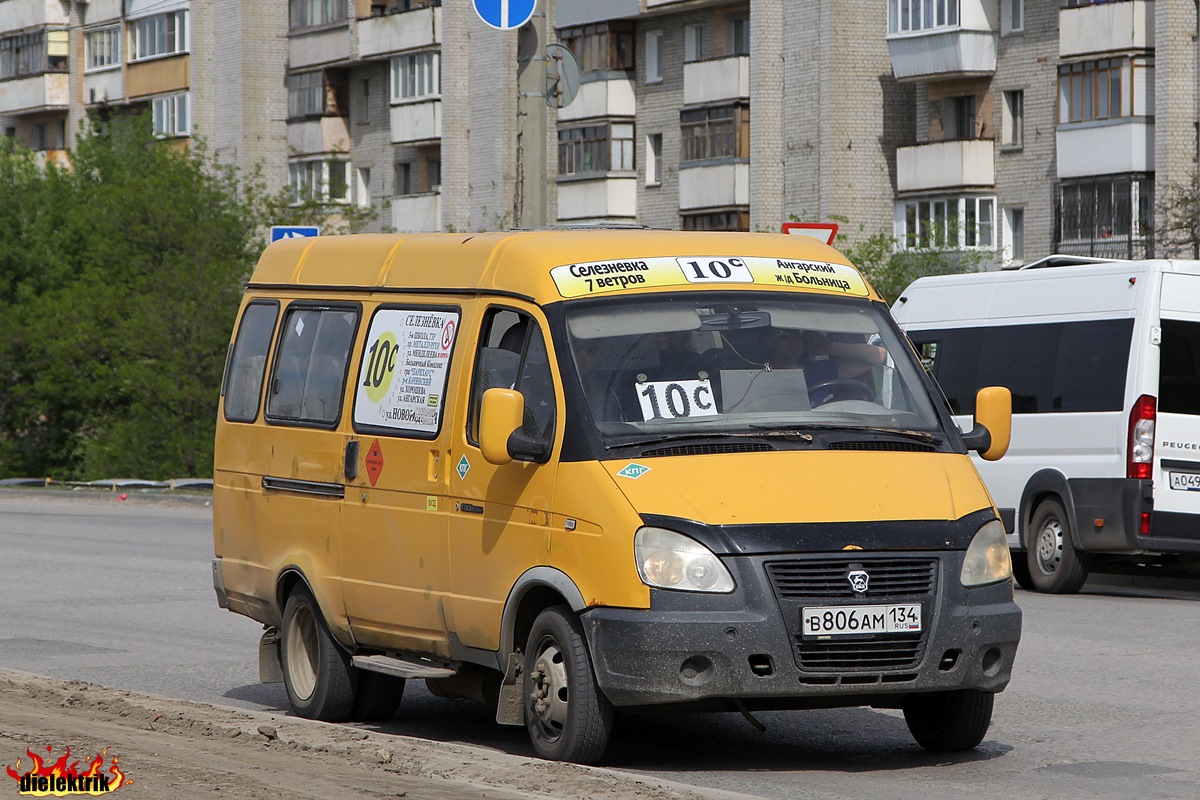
{"left": 480, "top": 388, "right": 524, "bottom": 465}
{"left": 963, "top": 386, "right": 1011, "bottom": 461}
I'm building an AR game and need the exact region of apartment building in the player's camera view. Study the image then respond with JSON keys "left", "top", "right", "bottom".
{"left": 3, "top": 1, "right": 1196, "bottom": 265}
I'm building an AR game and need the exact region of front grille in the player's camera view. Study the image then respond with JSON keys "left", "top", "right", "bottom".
{"left": 641, "top": 442, "right": 774, "bottom": 457}
{"left": 765, "top": 558, "right": 937, "bottom": 600}
{"left": 797, "top": 636, "right": 924, "bottom": 671}
{"left": 828, "top": 440, "right": 933, "bottom": 452}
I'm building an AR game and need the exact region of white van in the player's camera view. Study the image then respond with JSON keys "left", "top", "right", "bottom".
{"left": 892, "top": 257, "right": 1200, "bottom": 593}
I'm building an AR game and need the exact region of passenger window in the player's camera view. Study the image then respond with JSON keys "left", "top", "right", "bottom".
{"left": 267, "top": 306, "right": 358, "bottom": 425}
{"left": 468, "top": 309, "right": 556, "bottom": 457}
{"left": 224, "top": 302, "right": 278, "bottom": 422}
{"left": 1161, "top": 320, "right": 1200, "bottom": 416}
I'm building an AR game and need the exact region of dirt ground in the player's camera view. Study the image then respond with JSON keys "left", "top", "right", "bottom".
{"left": 0, "top": 669, "right": 746, "bottom": 800}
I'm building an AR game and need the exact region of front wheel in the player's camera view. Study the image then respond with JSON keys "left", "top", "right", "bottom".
{"left": 523, "top": 606, "right": 613, "bottom": 764}
{"left": 903, "top": 689, "right": 994, "bottom": 751}
{"left": 280, "top": 584, "right": 357, "bottom": 721}
{"left": 1027, "top": 498, "right": 1090, "bottom": 594}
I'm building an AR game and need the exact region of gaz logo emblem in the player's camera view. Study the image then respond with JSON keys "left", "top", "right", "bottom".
{"left": 847, "top": 568, "right": 870, "bottom": 595}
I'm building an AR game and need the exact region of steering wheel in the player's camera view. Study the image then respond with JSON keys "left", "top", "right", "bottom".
{"left": 809, "top": 379, "right": 875, "bottom": 407}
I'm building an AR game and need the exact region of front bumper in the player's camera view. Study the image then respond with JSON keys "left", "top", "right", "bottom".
{"left": 582, "top": 551, "right": 1021, "bottom": 709}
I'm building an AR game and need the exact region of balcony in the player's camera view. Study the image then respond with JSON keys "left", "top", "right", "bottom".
{"left": 557, "top": 76, "right": 635, "bottom": 123}
{"left": 290, "top": 22, "right": 352, "bottom": 69}
{"left": 683, "top": 56, "right": 749, "bottom": 106}
{"left": 678, "top": 162, "right": 749, "bottom": 210}
{"left": 391, "top": 98, "right": 440, "bottom": 143}
{"left": 896, "top": 139, "right": 994, "bottom": 192}
{"left": 85, "top": 0, "right": 124, "bottom": 21}
{"left": 358, "top": 5, "right": 440, "bottom": 59}
{"left": 887, "top": 0, "right": 997, "bottom": 82}
{"left": 84, "top": 70, "right": 124, "bottom": 105}
{"left": 287, "top": 116, "right": 351, "bottom": 156}
{"left": 0, "top": 73, "right": 68, "bottom": 115}
{"left": 391, "top": 191, "right": 441, "bottom": 232}
{"left": 1056, "top": 118, "right": 1154, "bottom": 179}
{"left": 556, "top": 176, "right": 637, "bottom": 221}
{"left": 0, "top": 1, "right": 67, "bottom": 29}
{"left": 1060, "top": 1, "right": 1154, "bottom": 58}
{"left": 125, "top": 55, "right": 188, "bottom": 99}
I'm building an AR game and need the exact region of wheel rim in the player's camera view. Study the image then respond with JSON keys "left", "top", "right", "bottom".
{"left": 285, "top": 602, "right": 319, "bottom": 701}
{"left": 529, "top": 637, "right": 570, "bottom": 742}
{"left": 1034, "top": 517, "right": 1065, "bottom": 576}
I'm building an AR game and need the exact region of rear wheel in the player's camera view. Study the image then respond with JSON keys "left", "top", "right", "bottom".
{"left": 903, "top": 689, "right": 994, "bottom": 751}
{"left": 280, "top": 584, "right": 357, "bottom": 721}
{"left": 1027, "top": 498, "right": 1090, "bottom": 594}
{"left": 1010, "top": 555, "right": 1033, "bottom": 590}
{"left": 523, "top": 606, "right": 613, "bottom": 764}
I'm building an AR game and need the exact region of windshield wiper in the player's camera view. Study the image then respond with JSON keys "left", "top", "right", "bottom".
{"left": 749, "top": 423, "right": 942, "bottom": 444}
{"left": 605, "top": 430, "right": 813, "bottom": 450}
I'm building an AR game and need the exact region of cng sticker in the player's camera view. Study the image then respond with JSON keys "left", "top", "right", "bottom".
{"left": 456, "top": 455, "right": 471, "bottom": 480}
{"left": 365, "top": 439, "right": 384, "bottom": 487}
{"left": 616, "top": 463, "right": 651, "bottom": 480}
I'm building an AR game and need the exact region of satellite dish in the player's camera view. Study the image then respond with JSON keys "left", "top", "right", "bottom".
{"left": 545, "top": 43, "right": 580, "bottom": 109}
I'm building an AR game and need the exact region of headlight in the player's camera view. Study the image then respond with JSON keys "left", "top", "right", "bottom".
{"left": 961, "top": 519, "right": 1012, "bottom": 587}
{"left": 634, "top": 527, "right": 735, "bottom": 593}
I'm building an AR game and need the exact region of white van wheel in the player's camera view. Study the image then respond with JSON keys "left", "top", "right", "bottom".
{"left": 1027, "top": 499, "right": 1089, "bottom": 594}
{"left": 523, "top": 606, "right": 613, "bottom": 764}
{"left": 281, "top": 584, "right": 357, "bottom": 721}
{"left": 903, "top": 689, "right": 994, "bottom": 751}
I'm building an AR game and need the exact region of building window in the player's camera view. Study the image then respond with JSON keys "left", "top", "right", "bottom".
{"left": 558, "top": 23, "right": 634, "bottom": 74}
{"left": 85, "top": 27, "right": 121, "bottom": 70}
{"left": 684, "top": 24, "right": 706, "bottom": 63}
{"left": 290, "top": 158, "right": 351, "bottom": 204}
{"left": 888, "top": 0, "right": 958, "bottom": 34}
{"left": 1004, "top": 207, "right": 1025, "bottom": 264}
{"left": 289, "top": 0, "right": 349, "bottom": 29}
{"left": 681, "top": 209, "right": 749, "bottom": 231}
{"left": 558, "top": 122, "right": 634, "bottom": 176}
{"left": 1057, "top": 57, "right": 1154, "bottom": 123}
{"left": 0, "top": 30, "right": 68, "bottom": 79}
{"left": 131, "top": 11, "right": 188, "bottom": 61}
{"left": 644, "top": 30, "right": 662, "bottom": 83}
{"left": 897, "top": 196, "right": 996, "bottom": 250}
{"left": 1002, "top": 0, "right": 1023, "bottom": 34}
{"left": 357, "top": 167, "right": 371, "bottom": 208}
{"left": 725, "top": 14, "right": 749, "bottom": 56}
{"left": 426, "top": 157, "right": 441, "bottom": 190}
{"left": 680, "top": 103, "right": 749, "bottom": 163}
{"left": 947, "top": 95, "right": 977, "bottom": 140}
{"left": 288, "top": 71, "right": 324, "bottom": 117}
{"left": 359, "top": 79, "right": 370, "bottom": 123}
{"left": 646, "top": 133, "right": 663, "bottom": 185}
{"left": 391, "top": 51, "right": 440, "bottom": 101}
{"left": 396, "top": 162, "right": 413, "bottom": 195}
{"left": 152, "top": 93, "right": 190, "bottom": 137}
{"left": 1055, "top": 174, "right": 1153, "bottom": 258}
{"left": 1002, "top": 90, "right": 1024, "bottom": 148}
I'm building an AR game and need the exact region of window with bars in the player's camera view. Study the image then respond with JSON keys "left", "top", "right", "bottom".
{"left": 131, "top": 11, "right": 188, "bottom": 61}
{"left": 558, "top": 122, "right": 634, "bottom": 176}
{"left": 85, "top": 27, "right": 120, "bottom": 70}
{"left": 558, "top": 23, "right": 634, "bottom": 74}
{"left": 897, "top": 196, "right": 996, "bottom": 250}
{"left": 680, "top": 104, "right": 749, "bottom": 163}
{"left": 152, "top": 92, "right": 189, "bottom": 137}
{"left": 391, "top": 51, "right": 440, "bottom": 101}
{"left": 1055, "top": 174, "right": 1153, "bottom": 258}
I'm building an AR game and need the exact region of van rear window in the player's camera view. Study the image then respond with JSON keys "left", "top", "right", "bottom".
{"left": 911, "top": 319, "right": 1132, "bottom": 415}
{"left": 1160, "top": 319, "right": 1200, "bottom": 416}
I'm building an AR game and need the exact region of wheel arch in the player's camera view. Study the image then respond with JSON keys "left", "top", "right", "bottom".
{"left": 1020, "top": 470, "right": 1083, "bottom": 548}
{"left": 499, "top": 567, "right": 587, "bottom": 662}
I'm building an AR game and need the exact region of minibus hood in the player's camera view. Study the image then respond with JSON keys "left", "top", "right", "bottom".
{"left": 601, "top": 451, "right": 993, "bottom": 526}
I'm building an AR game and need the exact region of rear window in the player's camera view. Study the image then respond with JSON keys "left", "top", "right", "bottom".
{"left": 1160, "top": 319, "right": 1200, "bottom": 415}
{"left": 910, "top": 319, "right": 1132, "bottom": 415}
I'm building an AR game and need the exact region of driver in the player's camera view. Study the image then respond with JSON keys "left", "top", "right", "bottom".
{"left": 761, "top": 328, "right": 885, "bottom": 382}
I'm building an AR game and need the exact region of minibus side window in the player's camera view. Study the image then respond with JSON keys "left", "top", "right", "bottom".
{"left": 1160, "top": 320, "right": 1200, "bottom": 415}
{"left": 224, "top": 302, "right": 279, "bottom": 423}
{"left": 267, "top": 306, "right": 358, "bottom": 425}
{"left": 468, "top": 309, "right": 556, "bottom": 457}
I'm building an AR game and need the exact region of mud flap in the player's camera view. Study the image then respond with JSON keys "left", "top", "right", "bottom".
{"left": 259, "top": 627, "right": 284, "bottom": 684}
{"left": 494, "top": 650, "right": 524, "bottom": 726}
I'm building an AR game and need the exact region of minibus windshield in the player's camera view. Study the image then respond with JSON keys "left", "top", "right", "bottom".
{"left": 563, "top": 293, "right": 943, "bottom": 441}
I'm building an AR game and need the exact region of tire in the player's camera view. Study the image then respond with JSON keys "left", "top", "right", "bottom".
{"left": 903, "top": 689, "right": 994, "bottom": 752}
{"left": 280, "top": 584, "right": 357, "bottom": 722}
{"left": 1010, "top": 555, "right": 1033, "bottom": 591}
{"left": 523, "top": 606, "right": 614, "bottom": 764}
{"left": 1026, "top": 498, "right": 1090, "bottom": 594}
{"left": 350, "top": 672, "right": 405, "bottom": 722}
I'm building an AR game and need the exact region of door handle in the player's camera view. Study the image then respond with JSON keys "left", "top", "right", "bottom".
{"left": 345, "top": 440, "right": 359, "bottom": 481}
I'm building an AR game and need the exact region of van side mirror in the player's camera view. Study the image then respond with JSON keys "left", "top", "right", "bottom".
{"left": 963, "top": 386, "right": 1011, "bottom": 461}
{"left": 480, "top": 388, "right": 524, "bottom": 465}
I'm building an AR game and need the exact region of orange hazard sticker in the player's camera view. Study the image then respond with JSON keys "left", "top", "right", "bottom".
{"left": 365, "top": 439, "right": 384, "bottom": 487}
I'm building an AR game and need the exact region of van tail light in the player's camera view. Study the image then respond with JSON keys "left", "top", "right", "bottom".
{"left": 1139, "top": 512, "right": 1152, "bottom": 536}
{"left": 1127, "top": 394, "right": 1156, "bottom": 480}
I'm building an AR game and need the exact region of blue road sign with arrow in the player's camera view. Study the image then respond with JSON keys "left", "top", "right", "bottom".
{"left": 270, "top": 226, "right": 320, "bottom": 242}
{"left": 473, "top": 0, "right": 536, "bottom": 30}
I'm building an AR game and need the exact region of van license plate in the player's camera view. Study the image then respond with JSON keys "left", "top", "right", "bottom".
{"left": 801, "top": 604, "right": 921, "bottom": 637}
{"left": 1169, "top": 472, "right": 1200, "bottom": 491}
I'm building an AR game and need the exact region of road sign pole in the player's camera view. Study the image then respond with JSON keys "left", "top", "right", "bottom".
{"left": 516, "top": 7, "right": 548, "bottom": 229}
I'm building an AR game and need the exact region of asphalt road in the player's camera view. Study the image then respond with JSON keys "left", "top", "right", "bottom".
{"left": 1, "top": 491, "right": 1198, "bottom": 800}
